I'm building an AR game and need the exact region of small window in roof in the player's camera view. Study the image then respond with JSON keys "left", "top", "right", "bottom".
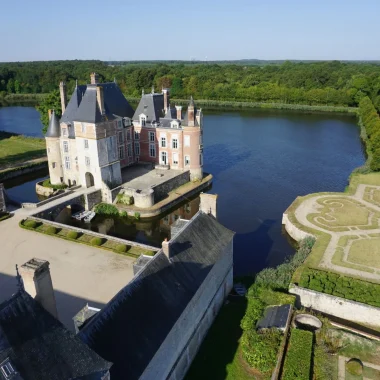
{"left": 0, "top": 359, "right": 16, "bottom": 379}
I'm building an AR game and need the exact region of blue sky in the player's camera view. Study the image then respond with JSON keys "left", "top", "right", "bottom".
{"left": 1, "top": 0, "right": 379, "bottom": 61}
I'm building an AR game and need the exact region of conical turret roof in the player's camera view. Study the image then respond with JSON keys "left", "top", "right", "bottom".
{"left": 45, "top": 110, "right": 60, "bottom": 137}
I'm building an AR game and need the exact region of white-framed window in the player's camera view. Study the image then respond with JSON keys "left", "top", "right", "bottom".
{"left": 149, "top": 131, "right": 155, "bottom": 142}
{"left": 149, "top": 143, "right": 156, "bottom": 157}
{"left": 84, "top": 139, "right": 89, "bottom": 149}
{"left": 1, "top": 359, "right": 15, "bottom": 379}
{"left": 184, "top": 135, "right": 190, "bottom": 147}
{"left": 134, "top": 131, "right": 140, "bottom": 140}
{"left": 81, "top": 123, "right": 86, "bottom": 133}
{"left": 63, "top": 141, "right": 69, "bottom": 153}
{"left": 161, "top": 151, "right": 167, "bottom": 165}
{"left": 119, "top": 146, "right": 125, "bottom": 159}
{"left": 85, "top": 156, "right": 90, "bottom": 166}
{"left": 172, "top": 138, "right": 178, "bottom": 149}
{"left": 123, "top": 117, "right": 131, "bottom": 127}
{"left": 172, "top": 153, "right": 179, "bottom": 165}
{"left": 140, "top": 115, "right": 146, "bottom": 127}
{"left": 62, "top": 128, "right": 68, "bottom": 137}
{"left": 161, "top": 137, "right": 166, "bottom": 147}
{"left": 171, "top": 121, "right": 179, "bottom": 128}
{"left": 127, "top": 143, "right": 132, "bottom": 157}
{"left": 118, "top": 120, "right": 122, "bottom": 128}
{"left": 118, "top": 131, "right": 124, "bottom": 144}
{"left": 134, "top": 142, "right": 140, "bottom": 156}
{"left": 52, "top": 162, "right": 56, "bottom": 169}
{"left": 64, "top": 156, "right": 70, "bottom": 170}
{"left": 127, "top": 129, "right": 131, "bottom": 140}
{"left": 185, "top": 155, "right": 190, "bottom": 166}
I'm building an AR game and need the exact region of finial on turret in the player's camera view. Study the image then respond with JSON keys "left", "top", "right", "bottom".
{"left": 75, "top": 79, "right": 78, "bottom": 88}
{"left": 15, "top": 264, "right": 24, "bottom": 292}
{"left": 142, "top": 88, "right": 145, "bottom": 96}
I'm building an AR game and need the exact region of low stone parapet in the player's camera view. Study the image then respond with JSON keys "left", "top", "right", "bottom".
{"left": 289, "top": 284, "right": 380, "bottom": 327}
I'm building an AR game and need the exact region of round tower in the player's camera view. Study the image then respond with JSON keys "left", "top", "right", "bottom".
{"left": 45, "top": 110, "right": 64, "bottom": 185}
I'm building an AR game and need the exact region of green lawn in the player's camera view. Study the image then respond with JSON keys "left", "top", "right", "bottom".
{"left": 0, "top": 133, "right": 46, "bottom": 169}
{"left": 186, "top": 299, "right": 255, "bottom": 380}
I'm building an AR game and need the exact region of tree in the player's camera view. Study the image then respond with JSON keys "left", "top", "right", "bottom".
{"left": 36, "top": 89, "right": 62, "bottom": 134}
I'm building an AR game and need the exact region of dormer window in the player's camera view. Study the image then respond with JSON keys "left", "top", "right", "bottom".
{"left": 140, "top": 115, "right": 146, "bottom": 127}
{"left": 62, "top": 128, "right": 68, "bottom": 137}
{"left": 1, "top": 359, "right": 16, "bottom": 379}
{"left": 123, "top": 117, "right": 131, "bottom": 127}
{"left": 171, "top": 121, "right": 179, "bottom": 129}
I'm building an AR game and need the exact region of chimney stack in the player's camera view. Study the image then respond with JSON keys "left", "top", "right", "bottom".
{"left": 59, "top": 81, "right": 67, "bottom": 114}
{"left": 200, "top": 193, "right": 218, "bottom": 219}
{"left": 187, "top": 97, "right": 195, "bottom": 126}
{"left": 19, "top": 258, "right": 58, "bottom": 319}
{"left": 162, "top": 238, "right": 171, "bottom": 259}
{"left": 96, "top": 86, "right": 105, "bottom": 115}
{"left": 162, "top": 88, "right": 169, "bottom": 113}
{"left": 90, "top": 72, "right": 99, "bottom": 84}
{"left": 175, "top": 105, "right": 182, "bottom": 120}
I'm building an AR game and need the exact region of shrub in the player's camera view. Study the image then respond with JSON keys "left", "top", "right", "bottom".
{"left": 240, "top": 297, "right": 265, "bottom": 331}
{"left": 90, "top": 237, "right": 103, "bottom": 246}
{"left": 46, "top": 226, "right": 57, "bottom": 234}
{"left": 134, "top": 212, "right": 140, "bottom": 220}
{"left": 255, "top": 237, "right": 315, "bottom": 291}
{"left": 24, "top": 220, "right": 37, "bottom": 228}
{"left": 42, "top": 179, "right": 67, "bottom": 190}
{"left": 300, "top": 268, "right": 380, "bottom": 307}
{"left": 116, "top": 194, "right": 134, "bottom": 205}
{"left": 241, "top": 328, "right": 282, "bottom": 373}
{"left": 119, "top": 211, "right": 128, "bottom": 217}
{"left": 282, "top": 329, "right": 313, "bottom": 380}
{"left": 67, "top": 231, "right": 78, "bottom": 240}
{"left": 94, "top": 203, "right": 119, "bottom": 216}
{"left": 116, "top": 244, "right": 127, "bottom": 253}
{"left": 144, "top": 250, "right": 155, "bottom": 256}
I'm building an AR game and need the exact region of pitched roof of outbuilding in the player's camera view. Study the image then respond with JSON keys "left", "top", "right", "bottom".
{"left": 132, "top": 93, "right": 165, "bottom": 123}
{"left": 0, "top": 291, "right": 111, "bottom": 380}
{"left": 60, "top": 82, "right": 134, "bottom": 125}
{"left": 45, "top": 110, "right": 60, "bottom": 137}
{"left": 79, "top": 211, "right": 234, "bottom": 380}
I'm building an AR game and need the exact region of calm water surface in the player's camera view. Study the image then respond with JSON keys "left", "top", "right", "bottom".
{"left": 0, "top": 106, "right": 365, "bottom": 275}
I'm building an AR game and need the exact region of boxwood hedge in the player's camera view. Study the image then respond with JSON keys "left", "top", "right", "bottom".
{"left": 282, "top": 329, "right": 313, "bottom": 380}
{"left": 299, "top": 268, "right": 380, "bottom": 307}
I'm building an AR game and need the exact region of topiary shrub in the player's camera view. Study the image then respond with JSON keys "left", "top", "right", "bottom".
{"left": 67, "top": 231, "right": 79, "bottom": 240}
{"left": 46, "top": 226, "right": 57, "bottom": 234}
{"left": 116, "top": 244, "right": 127, "bottom": 253}
{"left": 24, "top": 220, "right": 37, "bottom": 228}
{"left": 90, "top": 237, "right": 103, "bottom": 246}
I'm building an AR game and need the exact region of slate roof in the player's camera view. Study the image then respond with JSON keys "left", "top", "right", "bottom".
{"left": 79, "top": 211, "right": 235, "bottom": 380}
{"left": 60, "top": 82, "right": 134, "bottom": 125}
{"left": 256, "top": 304, "right": 292, "bottom": 331}
{"left": 45, "top": 110, "right": 60, "bottom": 138}
{"left": 0, "top": 290, "right": 111, "bottom": 380}
{"left": 132, "top": 93, "right": 165, "bottom": 123}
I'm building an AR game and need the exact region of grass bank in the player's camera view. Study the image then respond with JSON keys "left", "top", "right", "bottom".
{"left": 0, "top": 93, "right": 47, "bottom": 104}
{"left": 0, "top": 131, "right": 46, "bottom": 170}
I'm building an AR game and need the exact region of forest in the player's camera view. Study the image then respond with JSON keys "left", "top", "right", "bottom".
{"left": 1, "top": 60, "right": 380, "bottom": 110}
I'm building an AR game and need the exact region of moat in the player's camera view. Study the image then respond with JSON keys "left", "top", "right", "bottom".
{"left": 0, "top": 106, "right": 365, "bottom": 275}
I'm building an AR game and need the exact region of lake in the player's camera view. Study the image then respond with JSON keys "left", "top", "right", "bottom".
{"left": 0, "top": 106, "right": 365, "bottom": 275}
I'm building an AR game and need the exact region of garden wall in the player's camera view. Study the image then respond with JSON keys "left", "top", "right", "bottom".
{"left": 282, "top": 212, "right": 314, "bottom": 242}
{"left": 0, "top": 161, "right": 48, "bottom": 181}
{"left": 289, "top": 285, "right": 380, "bottom": 327}
{"left": 152, "top": 171, "right": 190, "bottom": 202}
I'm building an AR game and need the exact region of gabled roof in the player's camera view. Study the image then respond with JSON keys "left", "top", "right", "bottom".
{"left": 132, "top": 93, "right": 165, "bottom": 123}
{"left": 60, "top": 82, "right": 135, "bottom": 125}
{"left": 79, "top": 212, "right": 234, "bottom": 380}
{"left": 45, "top": 110, "right": 60, "bottom": 138}
{"left": 0, "top": 291, "right": 111, "bottom": 380}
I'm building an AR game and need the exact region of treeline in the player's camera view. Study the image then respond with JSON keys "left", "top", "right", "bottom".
{"left": 358, "top": 97, "right": 380, "bottom": 170}
{"left": 2, "top": 60, "right": 380, "bottom": 108}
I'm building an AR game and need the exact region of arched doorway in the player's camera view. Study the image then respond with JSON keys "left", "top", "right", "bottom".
{"left": 85, "top": 172, "right": 95, "bottom": 188}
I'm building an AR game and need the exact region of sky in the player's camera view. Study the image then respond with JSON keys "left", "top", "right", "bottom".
{"left": 1, "top": 0, "right": 380, "bottom": 62}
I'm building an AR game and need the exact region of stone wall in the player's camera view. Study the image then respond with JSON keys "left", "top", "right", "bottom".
{"left": 282, "top": 213, "right": 313, "bottom": 242}
{"left": 0, "top": 161, "right": 48, "bottom": 182}
{"left": 0, "top": 183, "right": 6, "bottom": 212}
{"left": 140, "top": 240, "right": 234, "bottom": 380}
{"left": 152, "top": 171, "right": 190, "bottom": 203}
{"left": 289, "top": 285, "right": 380, "bottom": 327}
{"left": 84, "top": 190, "right": 102, "bottom": 211}
{"left": 35, "top": 181, "right": 55, "bottom": 197}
